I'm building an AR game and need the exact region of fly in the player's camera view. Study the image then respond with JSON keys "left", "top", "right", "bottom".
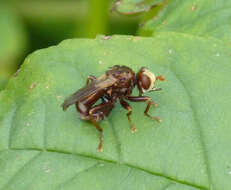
{"left": 62, "top": 65, "right": 165, "bottom": 152}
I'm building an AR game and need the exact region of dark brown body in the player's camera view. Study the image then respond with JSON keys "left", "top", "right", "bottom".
{"left": 62, "top": 65, "right": 164, "bottom": 151}
{"left": 75, "top": 66, "right": 135, "bottom": 122}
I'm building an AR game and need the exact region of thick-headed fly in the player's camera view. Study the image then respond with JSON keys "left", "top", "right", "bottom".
{"left": 62, "top": 65, "right": 165, "bottom": 152}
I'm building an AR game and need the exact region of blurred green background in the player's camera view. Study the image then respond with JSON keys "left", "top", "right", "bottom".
{"left": 0, "top": 0, "right": 143, "bottom": 90}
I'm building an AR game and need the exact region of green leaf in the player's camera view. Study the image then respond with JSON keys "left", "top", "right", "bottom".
{"left": 1, "top": 33, "right": 231, "bottom": 190}
{"left": 0, "top": 5, "right": 27, "bottom": 90}
{"left": 139, "top": 0, "right": 231, "bottom": 42}
{"left": 114, "top": 0, "right": 164, "bottom": 15}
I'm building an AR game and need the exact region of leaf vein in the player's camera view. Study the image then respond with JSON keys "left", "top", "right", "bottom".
{"left": 0, "top": 151, "right": 42, "bottom": 190}
{"left": 54, "top": 162, "right": 99, "bottom": 190}
{"left": 9, "top": 148, "right": 207, "bottom": 190}
{"left": 169, "top": 68, "right": 213, "bottom": 190}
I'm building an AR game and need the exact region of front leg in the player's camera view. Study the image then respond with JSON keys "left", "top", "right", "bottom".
{"left": 86, "top": 75, "right": 96, "bottom": 86}
{"left": 126, "top": 96, "right": 161, "bottom": 122}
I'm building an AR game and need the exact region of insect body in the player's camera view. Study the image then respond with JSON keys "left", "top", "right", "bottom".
{"left": 62, "top": 65, "right": 165, "bottom": 152}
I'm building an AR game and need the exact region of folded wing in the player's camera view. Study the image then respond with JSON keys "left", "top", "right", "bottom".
{"left": 62, "top": 75, "right": 116, "bottom": 111}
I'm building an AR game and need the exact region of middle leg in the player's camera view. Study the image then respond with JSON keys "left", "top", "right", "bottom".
{"left": 126, "top": 96, "right": 161, "bottom": 122}
{"left": 119, "top": 98, "right": 136, "bottom": 133}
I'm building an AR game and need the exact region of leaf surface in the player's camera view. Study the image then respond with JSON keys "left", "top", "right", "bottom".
{"left": 0, "top": 5, "right": 27, "bottom": 90}
{"left": 139, "top": 0, "right": 231, "bottom": 42}
{"left": 114, "top": 0, "right": 164, "bottom": 14}
{"left": 0, "top": 34, "right": 231, "bottom": 190}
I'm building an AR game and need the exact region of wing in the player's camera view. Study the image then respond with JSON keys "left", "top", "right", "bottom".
{"left": 62, "top": 75, "right": 116, "bottom": 111}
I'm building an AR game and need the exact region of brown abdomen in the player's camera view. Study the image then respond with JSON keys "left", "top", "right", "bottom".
{"left": 76, "top": 90, "right": 104, "bottom": 119}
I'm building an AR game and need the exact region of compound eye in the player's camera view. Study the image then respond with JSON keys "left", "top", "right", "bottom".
{"left": 137, "top": 68, "right": 156, "bottom": 93}
{"left": 140, "top": 74, "right": 151, "bottom": 90}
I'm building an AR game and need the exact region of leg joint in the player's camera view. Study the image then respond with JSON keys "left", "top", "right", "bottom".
{"left": 126, "top": 110, "right": 132, "bottom": 116}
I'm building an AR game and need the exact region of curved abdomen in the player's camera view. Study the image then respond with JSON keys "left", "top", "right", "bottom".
{"left": 75, "top": 90, "right": 104, "bottom": 120}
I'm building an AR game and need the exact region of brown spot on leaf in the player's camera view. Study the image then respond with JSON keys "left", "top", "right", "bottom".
{"left": 111, "top": 1, "right": 121, "bottom": 13}
{"left": 13, "top": 69, "right": 21, "bottom": 77}
{"left": 162, "top": 20, "right": 167, "bottom": 25}
{"left": 133, "top": 37, "right": 139, "bottom": 42}
{"left": 102, "top": 36, "right": 111, "bottom": 40}
{"left": 56, "top": 95, "right": 62, "bottom": 99}
{"left": 153, "top": 16, "right": 158, "bottom": 20}
{"left": 29, "top": 83, "right": 37, "bottom": 91}
{"left": 192, "top": 4, "right": 197, "bottom": 11}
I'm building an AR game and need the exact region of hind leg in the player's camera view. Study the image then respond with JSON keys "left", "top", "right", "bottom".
{"left": 89, "top": 101, "right": 114, "bottom": 152}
